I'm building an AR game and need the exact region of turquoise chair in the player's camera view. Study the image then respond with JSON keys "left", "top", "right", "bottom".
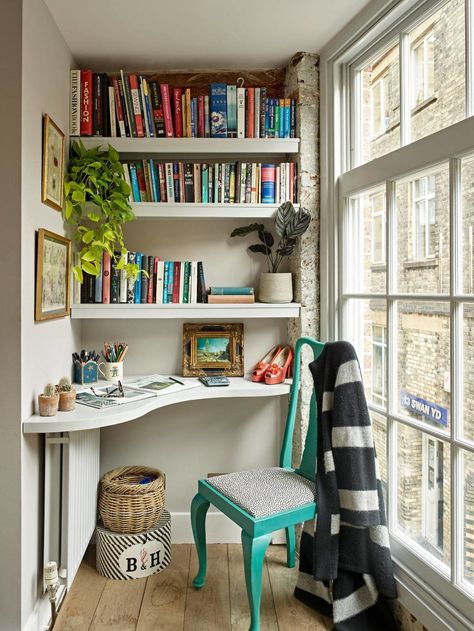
{"left": 190, "top": 337, "right": 323, "bottom": 631}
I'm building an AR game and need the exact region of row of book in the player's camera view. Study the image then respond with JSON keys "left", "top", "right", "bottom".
{"left": 122, "top": 161, "right": 297, "bottom": 205}
{"left": 70, "top": 70, "right": 297, "bottom": 139}
{"left": 79, "top": 252, "right": 207, "bottom": 305}
{"left": 207, "top": 287, "right": 255, "bottom": 304}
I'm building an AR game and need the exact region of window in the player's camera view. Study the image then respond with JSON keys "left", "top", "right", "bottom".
{"left": 412, "top": 30, "right": 435, "bottom": 107}
{"left": 371, "top": 75, "right": 388, "bottom": 136}
{"left": 372, "top": 325, "right": 386, "bottom": 405}
{"left": 412, "top": 175, "right": 436, "bottom": 259}
{"left": 371, "top": 191, "right": 386, "bottom": 264}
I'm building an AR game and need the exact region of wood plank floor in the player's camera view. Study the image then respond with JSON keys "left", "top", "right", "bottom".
{"left": 55, "top": 545, "right": 330, "bottom": 631}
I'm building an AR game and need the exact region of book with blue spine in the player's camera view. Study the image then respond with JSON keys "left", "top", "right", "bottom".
{"left": 149, "top": 160, "right": 160, "bottom": 201}
{"left": 261, "top": 164, "right": 276, "bottom": 204}
{"left": 166, "top": 261, "right": 174, "bottom": 302}
{"left": 95, "top": 255, "right": 103, "bottom": 303}
{"left": 191, "top": 98, "right": 197, "bottom": 137}
{"left": 284, "top": 99, "right": 291, "bottom": 138}
{"left": 134, "top": 252, "right": 142, "bottom": 303}
{"left": 201, "top": 164, "right": 209, "bottom": 203}
{"left": 210, "top": 286, "right": 254, "bottom": 296}
{"left": 162, "top": 261, "right": 169, "bottom": 304}
{"left": 210, "top": 83, "right": 227, "bottom": 137}
{"left": 129, "top": 163, "right": 141, "bottom": 201}
{"left": 126, "top": 252, "right": 136, "bottom": 303}
{"left": 226, "top": 85, "right": 237, "bottom": 138}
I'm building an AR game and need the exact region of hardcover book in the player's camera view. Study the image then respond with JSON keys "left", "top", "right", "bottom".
{"left": 80, "top": 70, "right": 93, "bottom": 136}
{"left": 160, "top": 84, "right": 174, "bottom": 137}
{"left": 150, "top": 81, "right": 165, "bottom": 137}
{"left": 70, "top": 70, "right": 81, "bottom": 136}
{"left": 226, "top": 85, "right": 237, "bottom": 138}
{"left": 102, "top": 252, "right": 111, "bottom": 304}
{"left": 237, "top": 87, "right": 245, "bottom": 138}
{"left": 210, "top": 83, "right": 227, "bottom": 138}
{"left": 173, "top": 88, "right": 183, "bottom": 137}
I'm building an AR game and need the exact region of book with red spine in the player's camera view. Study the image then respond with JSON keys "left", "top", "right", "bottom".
{"left": 185, "top": 89, "right": 192, "bottom": 138}
{"left": 102, "top": 252, "right": 111, "bottom": 304}
{"left": 112, "top": 77, "right": 126, "bottom": 137}
{"left": 128, "top": 75, "right": 144, "bottom": 137}
{"left": 157, "top": 163, "right": 167, "bottom": 201}
{"left": 80, "top": 70, "right": 93, "bottom": 135}
{"left": 147, "top": 254, "right": 154, "bottom": 303}
{"left": 178, "top": 162, "right": 185, "bottom": 202}
{"left": 197, "top": 95, "right": 205, "bottom": 137}
{"left": 160, "top": 84, "right": 174, "bottom": 137}
{"left": 135, "top": 162, "right": 147, "bottom": 201}
{"left": 172, "top": 262, "right": 181, "bottom": 303}
{"left": 152, "top": 257, "right": 159, "bottom": 303}
{"left": 173, "top": 88, "right": 183, "bottom": 137}
{"left": 246, "top": 88, "right": 255, "bottom": 138}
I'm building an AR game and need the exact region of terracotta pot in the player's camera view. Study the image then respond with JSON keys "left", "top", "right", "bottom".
{"left": 58, "top": 389, "right": 76, "bottom": 412}
{"left": 259, "top": 272, "right": 293, "bottom": 303}
{"left": 38, "top": 394, "right": 59, "bottom": 417}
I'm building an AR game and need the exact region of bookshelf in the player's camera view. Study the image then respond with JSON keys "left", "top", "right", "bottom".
{"left": 130, "top": 202, "right": 300, "bottom": 220}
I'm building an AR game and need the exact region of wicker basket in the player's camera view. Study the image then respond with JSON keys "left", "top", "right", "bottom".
{"left": 98, "top": 466, "right": 166, "bottom": 534}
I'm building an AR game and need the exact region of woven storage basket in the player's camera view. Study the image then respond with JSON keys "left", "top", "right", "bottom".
{"left": 99, "top": 466, "right": 166, "bottom": 534}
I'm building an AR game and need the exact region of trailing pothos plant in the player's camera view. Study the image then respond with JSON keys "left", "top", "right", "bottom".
{"left": 230, "top": 202, "right": 311, "bottom": 273}
{"left": 64, "top": 140, "right": 139, "bottom": 283}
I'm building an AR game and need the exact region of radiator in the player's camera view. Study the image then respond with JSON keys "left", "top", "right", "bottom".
{"left": 60, "top": 429, "right": 100, "bottom": 587}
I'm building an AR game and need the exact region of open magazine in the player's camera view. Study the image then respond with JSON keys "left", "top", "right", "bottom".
{"left": 76, "top": 375, "right": 200, "bottom": 410}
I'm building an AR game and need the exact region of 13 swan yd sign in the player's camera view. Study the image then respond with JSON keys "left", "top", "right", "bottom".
{"left": 400, "top": 390, "right": 448, "bottom": 427}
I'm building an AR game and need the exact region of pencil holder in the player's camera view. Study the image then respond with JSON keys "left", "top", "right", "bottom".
{"left": 98, "top": 361, "right": 123, "bottom": 383}
{"left": 74, "top": 359, "right": 98, "bottom": 385}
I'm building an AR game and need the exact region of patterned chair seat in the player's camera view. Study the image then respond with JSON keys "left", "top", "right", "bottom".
{"left": 206, "top": 467, "right": 315, "bottom": 518}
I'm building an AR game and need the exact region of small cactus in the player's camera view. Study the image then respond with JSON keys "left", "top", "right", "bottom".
{"left": 58, "top": 377, "right": 72, "bottom": 392}
{"left": 43, "top": 383, "right": 56, "bottom": 397}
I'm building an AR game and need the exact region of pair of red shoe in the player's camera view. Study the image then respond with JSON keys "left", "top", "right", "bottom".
{"left": 251, "top": 345, "right": 293, "bottom": 385}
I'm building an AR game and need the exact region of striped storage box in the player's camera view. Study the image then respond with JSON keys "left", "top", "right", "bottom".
{"left": 96, "top": 509, "right": 171, "bottom": 580}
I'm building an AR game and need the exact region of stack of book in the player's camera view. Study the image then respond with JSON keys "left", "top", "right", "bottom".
{"left": 78, "top": 252, "right": 207, "bottom": 305}
{"left": 70, "top": 71, "right": 297, "bottom": 139}
{"left": 207, "top": 287, "right": 255, "bottom": 304}
{"left": 123, "top": 161, "right": 296, "bottom": 205}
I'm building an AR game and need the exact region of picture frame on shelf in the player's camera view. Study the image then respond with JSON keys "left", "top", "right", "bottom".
{"left": 35, "top": 228, "right": 71, "bottom": 321}
{"left": 183, "top": 323, "right": 244, "bottom": 377}
{"left": 41, "top": 113, "right": 65, "bottom": 211}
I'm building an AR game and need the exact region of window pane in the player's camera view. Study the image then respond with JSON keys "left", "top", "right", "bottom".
{"left": 463, "top": 450, "right": 474, "bottom": 588}
{"left": 344, "top": 299, "right": 387, "bottom": 408}
{"left": 346, "top": 187, "right": 386, "bottom": 293}
{"left": 360, "top": 44, "right": 400, "bottom": 164}
{"left": 372, "top": 411, "right": 388, "bottom": 505}
{"left": 396, "top": 164, "right": 449, "bottom": 293}
{"left": 397, "top": 301, "right": 450, "bottom": 432}
{"left": 463, "top": 304, "right": 474, "bottom": 442}
{"left": 410, "top": 1, "right": 466, "bottom": 142}
{"left": 396, "top": 423, "right": 451, "bottom": 572}
{"left": 462, "top": 154, "right": 474, "bottom": 294}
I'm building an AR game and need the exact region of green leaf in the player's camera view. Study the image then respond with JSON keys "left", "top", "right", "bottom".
{"left": 104, "top": 230, "right": 116, "bottom": 241}
{"left": 87, "top": 212, "right": 101, "bottom": 222}
{"left": 72, "top": 265, "right": 83, "bottom": 283}
{"left": 81, "top": 250, "right": 98, "bottom": 262}
{"left": 82, "top": 261, "right": 98, "bottom": 276}
{"left": 286, "top": 207, "right": 311, "bottom": 239}
{"left": 64, "top": 199, "right": 73, "bottom": 220}
{"left": 258, "top": 230, "right": 274, "bottom": 247}
{"left": 82, "top": 230, "right": 94, "bottom": 244}
{"left": 230, "top": 223, "right": 265, "bottom": 238}
{"left": 248, "top": 244, "right": 269, "bottom": 255}
{"left": 115, "top": 256, "right": 125, "bottom": 270}
{"left": 276, "top": 245, "right": 295, "bottom": 256}
{"left": 108, "top": 145, "right": 119, "bottom": 163}
{"left": 275, "top": 201, "right": 295, "bottom": 238}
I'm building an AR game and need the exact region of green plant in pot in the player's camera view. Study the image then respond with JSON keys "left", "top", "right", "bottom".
{"left": 64, "top": 140, "right": 139, "bottom": 283}
{"left": 56, "top": 377, "right": 76, "bottom": 412}
{"left": 230, "top": 202, "right": 311, "bottom": 303}
{"left": 38, "top": 383, "right": 59, "bottom": 417}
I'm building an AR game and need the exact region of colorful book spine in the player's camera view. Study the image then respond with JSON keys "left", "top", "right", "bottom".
{"left": 149, "top": 81, "right": 165, "bottom": 137}
{"left": 167, "top": 261, "right": 174, "bottom": 303}
{"left": 140, "top": 256, "right": 149, "bottom": 303}
{"left": 165, "top": 163, "right": 175, "bottom": 202}
{"left": 147, "top": 256, "right": 154, "bottom": 303}
{"left": 117, "top": 78, "right": 130, "bottom": 137}
{"left": 119, "top": 252, "right": 128, "bottom": 303}
{"left": 201, "top": 164, "right": 209, "bottom": 203}
{"left": 102, "top": 252, "right": 111, "bottom": 304}
{"left": 210, "top": 286, "right": 254, "bottom": 295}
{"left": 260, "top": 88, "right": 267, "bottom": 138}
{"left": 108, "top": 86, "right": 116, "bottom": 137}
{"left": 197, "top": 95, "right": 205, "bottom": 137}
{"left": 134, "top": 253, "right": 142, "bottom": 303}
{"left": 254, "top": 88, "right": 260, "bottom": 138}
{"left": 204, "top": 96, "right": 210, "bottom": 137}
{"left": 246, "top": 88, "right": 255, "bottom": 138}
{"left": 290, "top": 99, "right": 296, "bottom": 137}
{"left": 261, "top": 164, "right": 276, "bottom": 204}
{"left": 210, "top": 83, "right": 227, "bottom": 138}
{"left": 156, "top": 260, "right": 164, "bottom": 304}
{"left": 160, "top": 84, "right": 174, "bottom": 137}
{"left": 70, "top": 70, "right": 81, "bottom": 136}
{"left": 237, "top": 87, "right": 245, "bottom": 138}
{"left": 172, "top": 262, "right": 180, "bottom": 303}
{"left": 142, "top": 78, "right": 155, "bottom": 137}
{"left": 126, "top": 253, "right": 136, "bottom": 303}
{"left": 110, "top": 254, "right": 120, "bottom": 303}
{"left": 95, "top": 255, "right": 103, "bottom": 303}
{"left": 80, "top": 70, "right": 93, "bottom": 135}
{"left": 173, "top": 88, "right": 183, "bottom": 137}
{"left": 197, "top": 261, "right": 207, "bottom": 303}
{"left": 129, "top": 75, "right": 144, "bottom": 137}
{"left": 227, "top": 85, "right": 237, "bottom": 138}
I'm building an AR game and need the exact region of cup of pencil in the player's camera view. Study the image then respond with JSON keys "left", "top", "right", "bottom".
{"left": 98, "top": 342, "right": 128, "bottom": 384}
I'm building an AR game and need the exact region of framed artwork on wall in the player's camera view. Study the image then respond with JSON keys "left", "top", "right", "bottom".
{"left": 182, "top": 323, "right": 244, "bottom": 376}
{"left": 35, "top": 228, "right": 71, "bottom": 321}
{"left": 41, "top": 113, "right": 65, "bottom": 211}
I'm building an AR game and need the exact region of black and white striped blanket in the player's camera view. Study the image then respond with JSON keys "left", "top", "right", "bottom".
{"left": 294, "top": 341, "right": 398, "bottom": 630}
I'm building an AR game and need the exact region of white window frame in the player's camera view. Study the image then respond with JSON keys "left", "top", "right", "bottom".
{"left": 412, "top": 174, "right": 436, "bottom": 259}
{"left": 371, "top": 74, "right": 388, "bottom": 136}
{"left": 320, "top": 0, "right": 474, "bottom": 628}
{"left": 372, "top": 324, "right": 387, "bottom": 405}
{"left": 371, "top": 190, "right": 387, "bottom": 263}
{"left": 412, "top": 29, "right": 435, "bottom": 107}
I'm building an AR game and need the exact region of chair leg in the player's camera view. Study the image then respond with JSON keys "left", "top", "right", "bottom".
{"left": 190, "top": 493, "right": 210, "bottom": 589}
{"left": 285, "top": 525, "right": 296, "bottom": 568}
{"left": 241, "top": 531, "right": 272, "bottom": 631}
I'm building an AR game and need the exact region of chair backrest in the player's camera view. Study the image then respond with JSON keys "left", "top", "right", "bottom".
{"left": 279, "top": 337, "right": 325, "bottom": 481}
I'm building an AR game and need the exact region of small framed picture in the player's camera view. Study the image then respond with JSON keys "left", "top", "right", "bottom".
{"left": 183, "top": 323, "right": 244, "bottom": 377}
{"left": 35, "top": 228, "right": 71, "bottom": 321}
{"left": 42, "top": 114, "right": 65, "bottom": 211}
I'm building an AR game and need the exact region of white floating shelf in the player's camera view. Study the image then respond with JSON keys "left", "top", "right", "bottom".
{"left": 71, "top": 303, "right": 301, "bottom": 319}
{"left": 131, "top": 202, "right": 299, "bottom": 220}
{"left": 23, "top": 377, "right": 291, "bottom": 434}
{"left": 74, "top": 136, "right": 300, "bottom": 156}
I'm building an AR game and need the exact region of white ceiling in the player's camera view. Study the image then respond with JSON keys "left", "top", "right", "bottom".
{"left": 44, "top": 0, "right": 371, "bottom": 70}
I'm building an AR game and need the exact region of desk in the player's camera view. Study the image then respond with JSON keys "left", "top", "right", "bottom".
{"left": 23, "top": 377, "right": 291, "bottom": 588}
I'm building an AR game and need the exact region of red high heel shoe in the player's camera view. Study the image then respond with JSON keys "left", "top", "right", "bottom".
{"left": 251, "top": 345, "right": 283, "bottom": 382}
{"left": 264, "top": 346, "right": 293, "bottom": 385}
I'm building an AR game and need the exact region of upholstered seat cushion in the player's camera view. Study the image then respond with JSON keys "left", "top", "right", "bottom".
{"left": 205, "top": 467, "right": 315, "bottom": 518}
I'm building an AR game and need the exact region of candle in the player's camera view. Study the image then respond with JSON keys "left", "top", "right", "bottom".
{"left": 44, "top": 561, "right": 58, "bottom": 587}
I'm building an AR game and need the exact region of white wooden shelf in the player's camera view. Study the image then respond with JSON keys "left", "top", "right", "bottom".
{"left": 71, "top": 303, "right": 301, "bottom": 319}
{"left": 131, "top": 202, "right": 299, "bottom": 220}
{"left": 75, "top": 136, "right": 300, "bottom": 157}
{"left": 23, "top": 377, "right": 291, "bottom": 434}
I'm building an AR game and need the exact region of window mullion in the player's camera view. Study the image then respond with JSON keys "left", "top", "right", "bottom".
{"left": 466, "top": 0, "right": 474, "bottom": 116}
{"left": 400, "top": 31, "right": 411, "bottom": 146}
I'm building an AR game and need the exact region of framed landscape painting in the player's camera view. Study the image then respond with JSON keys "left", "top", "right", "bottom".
{"left": 182, "top": 323, "right": 244, "bottom": 376}
{"left": 42, "top": 114, "right": 65, "bottom": 211}
{"left": 35, "top": 228, "right": 71, "bottom": 321}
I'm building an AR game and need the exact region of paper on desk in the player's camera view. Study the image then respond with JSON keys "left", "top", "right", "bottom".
{"left": 124, "top": 374, "right": 200, "bottom": 396}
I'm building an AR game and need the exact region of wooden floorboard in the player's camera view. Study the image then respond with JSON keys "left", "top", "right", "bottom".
{"left": 56, "top": 544, "right": 333, "bottom": 631}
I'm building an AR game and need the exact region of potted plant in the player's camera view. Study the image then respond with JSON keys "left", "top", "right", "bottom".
{"left": 64, "top": 140, "right": 139, "bottom": 283}
{"left": 38, "top": 383, "right": 59, "bottom": 417}
{"left": 57, "top": 377, "right": 76, "bottom": 412}
{"left": 230, "top": 202, "right": 311, "bottom": 303}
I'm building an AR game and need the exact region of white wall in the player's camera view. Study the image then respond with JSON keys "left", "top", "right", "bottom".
{"left": 21, "top": 0, "right": 78, "bottom": 625}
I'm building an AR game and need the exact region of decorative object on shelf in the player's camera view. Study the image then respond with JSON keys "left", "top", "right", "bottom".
{"left": 264, "top": 346, "right": 293, "bottom": 385}
{"left": 56, "top": 377, "right": 76, "bottom": 411}
{"left": 183, "top": 323, "right": 244, "bottom": 377}
{"left": 42, "top": 114, "right": 65, "bottom": 211}
{"left": 251, "top": 345, "right": 282, "bottom": 382}
{"left": 35, "top": 228, "right": 71, "bottom": 321}
{"left": 231, "top": 201, "right": 311, "bottom": 303}
{"left": 38, "top": 383, "right": 59, "bottom": 417}
{"left": 98, "top": 361, "right": 123, "bottom": 383}
{"left": 73, "top": 349, "right": 99, "bottom": 384}
{"left": 99, "top": 341, "right": 127, "bottom": 382}
{"left": 98, "top": 465, "right": 166, "bottom": 534}
{"left": 64, "top": 140, "right": 138, "bottom": 284}
{"left": 96, "top": 510, "right": 171, "bottom": 580}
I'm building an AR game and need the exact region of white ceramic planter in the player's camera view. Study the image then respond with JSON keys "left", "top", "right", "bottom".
{"left": 259, "top": 272, "right": 293, "bottom": 303}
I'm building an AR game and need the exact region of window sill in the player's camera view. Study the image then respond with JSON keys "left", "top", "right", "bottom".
{"left": 404, "top": 258, "right": 438, "bottom": 269}
{"left": 411, "top": 96, "right": 437, "bottom": 116}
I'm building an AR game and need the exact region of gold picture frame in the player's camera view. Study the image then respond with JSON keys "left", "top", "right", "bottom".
{"left": 183, "top": 323, "right": 244, "bottom": 377}
{"left": 42, "top": 114, "right": 65, "bottom": 211}
{"left": 35, "top": 228, "right": 71, "bottom": 321}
